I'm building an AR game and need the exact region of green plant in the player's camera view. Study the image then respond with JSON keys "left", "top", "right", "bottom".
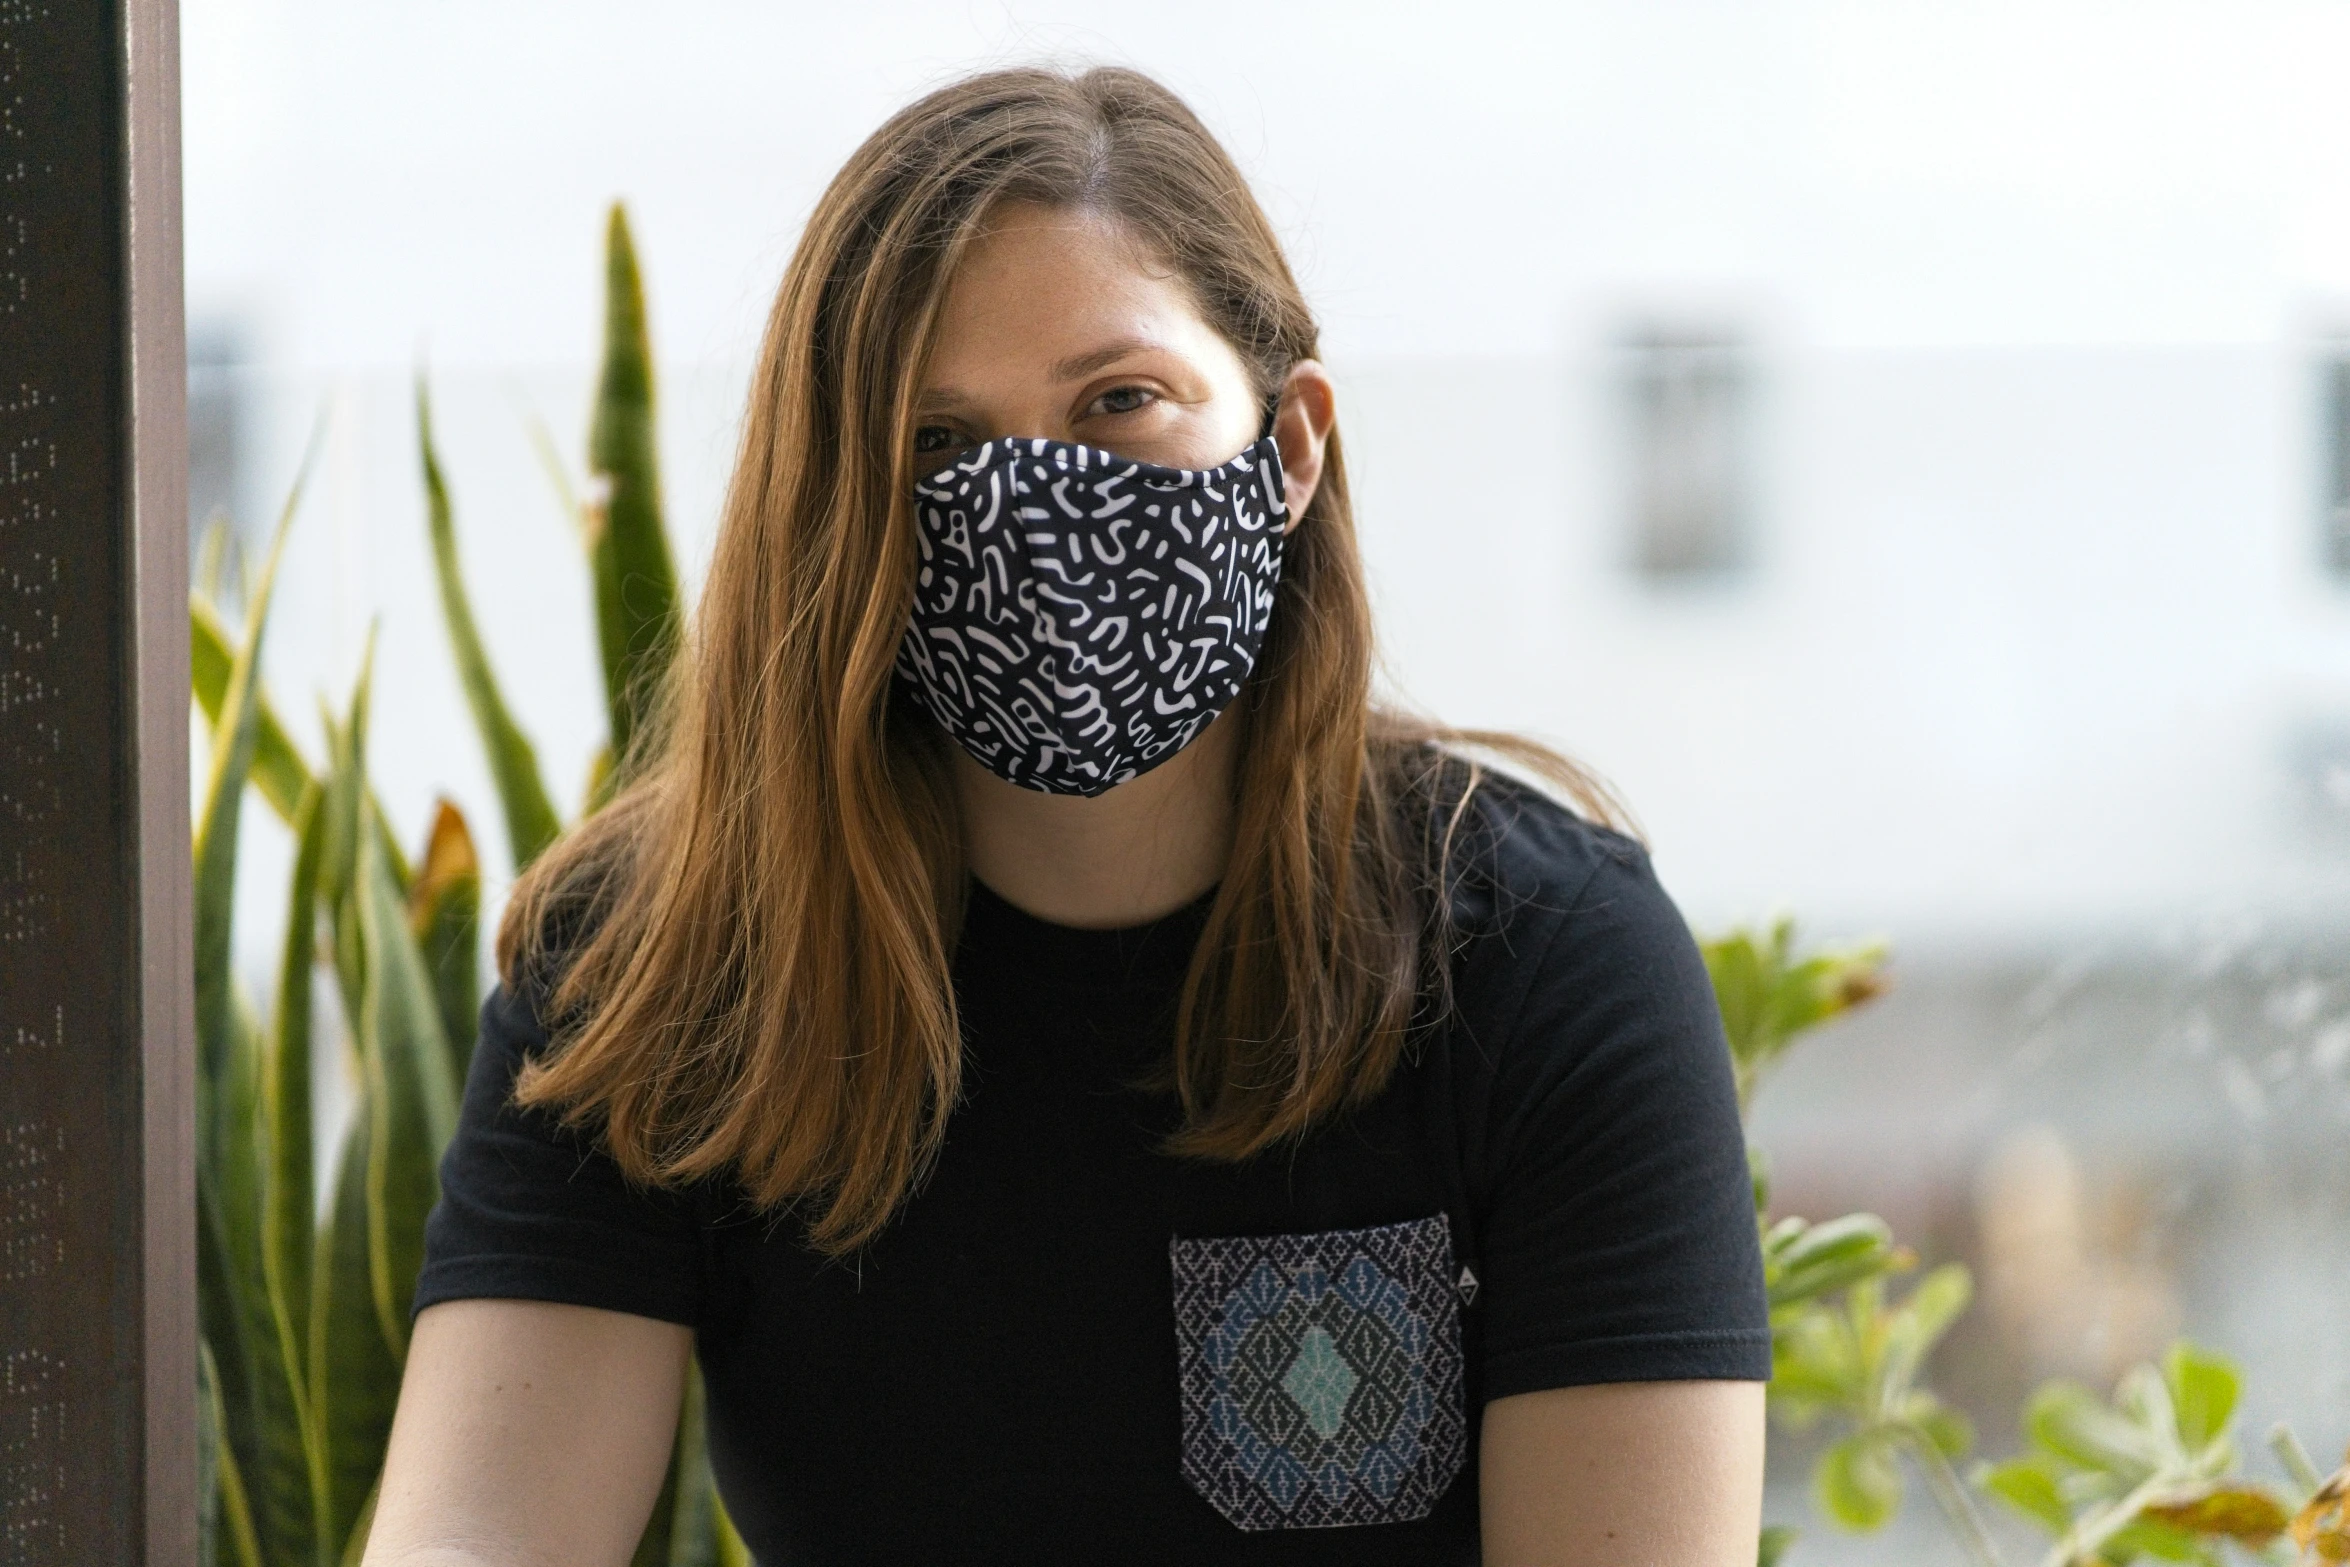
{"left": 1708, "top": 921, "right": 2003, "bottom": 1562}
{"left": 1710, "top": 921, "right": 2334, "bottom": 1567}
{"left": 1771, "top": 1265, "right": 1989, "bottom": 1553}
{"left": 194, "top": 202, "right": 746, "bottom": 1567}
{"left": 196, "top": 499, "right": 456, "bottom": 1567}
{"left": 1977, "top": 1344, "right": 2301, "bottom": 1566}
{"left": 1705, "top": 915, "right": 1888, "bottom": 1115}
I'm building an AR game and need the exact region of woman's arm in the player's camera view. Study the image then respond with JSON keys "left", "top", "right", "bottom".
{"left": 1479, "top": 1380, "right": 1766, "bottom": 1567}
{"left": 361, "top": 1299, "right": 693, "bottom": 1567}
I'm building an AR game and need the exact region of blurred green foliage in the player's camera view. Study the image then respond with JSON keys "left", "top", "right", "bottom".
{"left": 1704, "top": 916, "right": 1889, "bottom": 1114}
{"left": 1976, "top": 1343, "right": 2299, "bottom": 1565}
{"left": 1710, "top": 922, "right": 2329, "bottom": 1567}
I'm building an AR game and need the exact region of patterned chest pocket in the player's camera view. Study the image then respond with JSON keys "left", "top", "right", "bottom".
{"left": 1170, "top": 1215, "right": 1468, "bottom": 1531}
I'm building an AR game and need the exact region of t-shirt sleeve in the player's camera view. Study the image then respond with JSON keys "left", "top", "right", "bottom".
{"left": 413, "top": 979, "right": 709, "bottom": 1328}
{"left": 1466, "top": 832, "right": 1771, "bottom": 1399}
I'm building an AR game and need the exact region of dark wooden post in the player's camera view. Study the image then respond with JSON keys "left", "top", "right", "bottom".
{"left": 0, "top": 0, "right": 190, "bottom": 1563}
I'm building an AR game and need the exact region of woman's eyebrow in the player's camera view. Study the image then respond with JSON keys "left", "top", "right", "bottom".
{"left": 916, "top": 339, "right": 1171, "bottom": 411}
{"left": 1050, "top": 337, "right": 1165, "bottom": 382}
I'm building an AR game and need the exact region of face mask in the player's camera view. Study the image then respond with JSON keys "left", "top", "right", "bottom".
{"left": 895, "top": 433, "right": 1288, "bottom": 796}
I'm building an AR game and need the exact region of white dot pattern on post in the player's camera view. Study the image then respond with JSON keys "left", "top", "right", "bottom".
{"left": 895, "top": 434, "right": 1287, "bottom": 797}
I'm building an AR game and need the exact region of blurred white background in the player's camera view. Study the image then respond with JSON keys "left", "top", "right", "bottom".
{"left": 183, "top": 4, "right": 2350, "bottom": 1559}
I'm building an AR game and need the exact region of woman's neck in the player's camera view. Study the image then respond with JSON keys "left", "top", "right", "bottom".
{"left": 951, "top": 710, "right": 1239, "bottom": 929}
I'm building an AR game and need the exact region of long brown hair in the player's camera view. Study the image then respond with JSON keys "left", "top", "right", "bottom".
{"left": 502, "top": 65, "right": 1625, "bottom": 1253}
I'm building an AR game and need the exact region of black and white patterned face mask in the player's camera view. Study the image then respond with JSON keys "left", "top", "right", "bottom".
{"left": 895, "top": 433, "right": 1288, "bottom": 796}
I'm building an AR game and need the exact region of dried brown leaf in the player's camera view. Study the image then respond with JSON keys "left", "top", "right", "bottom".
{"left": 406, "top": 799, "right": 478, "bottom": 937}
{"left": 2139, "top": 1482, "right": 2289, "bottom": 1543}
{"left": 2291, "top": 1448, "right": 2350, "bottom": 1563}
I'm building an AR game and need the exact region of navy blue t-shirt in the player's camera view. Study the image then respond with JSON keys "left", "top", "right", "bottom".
{"left": 415, "top": 778, "right": 1768, "bottom": 1563}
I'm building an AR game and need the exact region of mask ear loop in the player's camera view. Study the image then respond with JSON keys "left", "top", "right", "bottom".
{"left": 1257, "top": 380, "right": 1283, "bottom": 443}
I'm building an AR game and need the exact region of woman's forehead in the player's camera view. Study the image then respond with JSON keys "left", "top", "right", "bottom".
{"left": 938, "top": 207, "right": 1185, "bottom": 330}
{"left": 922, "top": 207, "right": 1234, "bottom": 391}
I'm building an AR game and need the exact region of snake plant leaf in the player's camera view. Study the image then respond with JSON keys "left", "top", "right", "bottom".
{"left": 190, "top": 427, "right": 320, "bottom": 830}
{"left": 201, "top": 1337, "right": 264, "bottom": 1567}
{"left": 1815, "top": 1431, "right": 1903, "bottom": 1531}
{"left": 409, "top": 799, "right": 484, "bottom": 1090}
{"left": 635, "top": 1364, "right": 762, "bottom": 1567}
{"left": 418, "top": 375, "right": 564, "bottom": 871}
{"left": 193, "top": 511, "right": 307, "bottom": 1561}
{"left": 337, "top": 1480, "right": 382, "bottom": 1567}
{"left": 199, "top": 1327, "right": 220, "bottom": 1567}
{"left": 218, "top": 1002, "right": 315, "bottom": 1567}
{"left": 192, "top": 597, "right": 315, "bottom": 827}
{"left": 656, "top": 1365, "right": 721, "bottom": 1567}
{"left": 370, "top": 798, "right": 415, "bottom": 898}
{"left": 316, "top": 660, "right": 420, "bottom": 1025}
{"left": 713, "top": 1498, "right": 753, "bottom": 1567}
{"left": 264, "top": 779, "right": 325, "bottom": 1347}
{"left": 631, "top": 1444, "right": 680, "bottom": 1567}
{"left": 666, "top": 1370, "right": 755, "bottom": 1567}
{"left": 195, "top": 501, "right": 291, "bottom": 1108}
{"left": 261, "top": 780, "right": 330, "bottom": 1565}
{"left": 358, "top": 826, "right": 460, "bottom": 1358}
{"left": 587, "top": 201, "right": 683, "bottom": 782}
{"left": 199, "top": 1330, "right": 224, "bottom": 1567}
{"left": 520, "top": 397, "right": 589, "bottom": 547}
{"left": 296, "top": 658, "right": 410, "bottom": 922}
{"left": 311, "top": 1109, "right": 403, "bottom": 1567}
{"left": 197, "top": 513, "right": 238, "bottom": 606}
{"left": 583, "top": 743, "right": 615, "bottom": 817}
{"left": 319, "top": 645, "right": 376, "bottom": 1027}
{"left": 196, "top": 1164, "right": 256, "bottom": 1556}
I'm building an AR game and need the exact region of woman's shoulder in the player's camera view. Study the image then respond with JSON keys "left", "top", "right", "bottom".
{"left": 1411, "top": 775, "right": 1767, "bottom": 1399}
{"left": 1426, "top": 764, "right": 1718, "bottom": 1074}
{"left": 1441, "top": 765, "right": 1659, "bottom": 941}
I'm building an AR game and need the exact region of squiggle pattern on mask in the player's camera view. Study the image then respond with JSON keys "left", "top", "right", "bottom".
{"left": 895, "top": 435, "right": 1287, "bottom": 796}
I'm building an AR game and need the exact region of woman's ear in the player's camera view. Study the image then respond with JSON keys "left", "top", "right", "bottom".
{"left": 1271, "top": 361, "right": 1338, "bottom": 533}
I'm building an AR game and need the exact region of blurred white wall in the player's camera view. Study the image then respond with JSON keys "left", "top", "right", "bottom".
{"left": 184, "top": 0, "right": 2350, "bottom": 366}
{"left": 183, "top": 0, "right": 2350, "bottom": 956}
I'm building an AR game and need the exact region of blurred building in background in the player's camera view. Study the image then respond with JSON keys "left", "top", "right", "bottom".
{"left": 185, "top": 316, "right": 250, "bottom": 547}
{"left": 182, "top": 3, "right": 2350, "bottom": 1559}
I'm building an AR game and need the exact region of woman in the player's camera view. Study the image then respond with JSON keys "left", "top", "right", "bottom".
{"left": 370, "top": 66, "right": 1768, "bottom": 1566}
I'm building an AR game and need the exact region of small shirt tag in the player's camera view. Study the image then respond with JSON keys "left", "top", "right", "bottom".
{"left": 1457, "top": 1264, "right": 1480, "bottom": 1307}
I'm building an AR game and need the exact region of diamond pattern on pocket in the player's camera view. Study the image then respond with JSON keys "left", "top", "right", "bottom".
{"left": 1170, "top": 1215, "right": 1467, "bottom": 1531}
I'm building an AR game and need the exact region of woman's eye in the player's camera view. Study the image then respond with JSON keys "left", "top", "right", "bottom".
{"left": 1088, "top": 385, "right": 1155, "bottom": 417}
{"left": 912, "top": 425, "right": 960, "bottom": 455}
